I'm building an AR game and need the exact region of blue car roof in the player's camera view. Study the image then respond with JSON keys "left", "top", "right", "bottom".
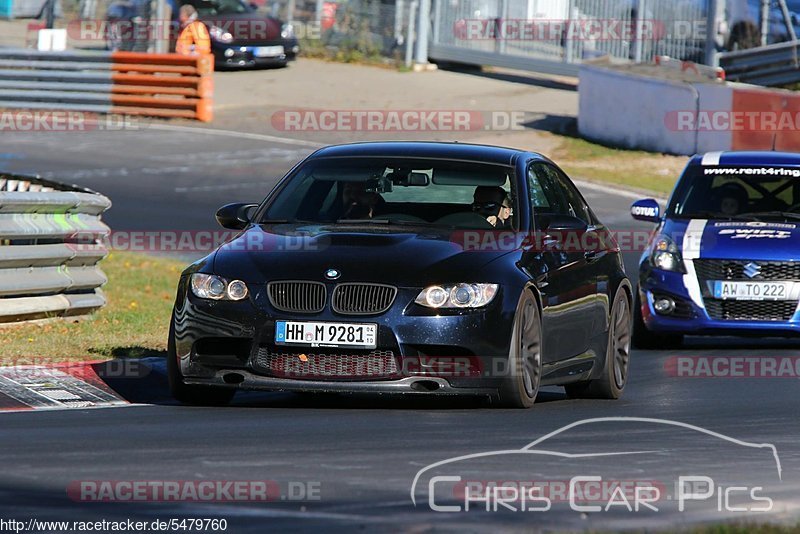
{"left": 690, "top": 151, "right": 800, "bottom": 167}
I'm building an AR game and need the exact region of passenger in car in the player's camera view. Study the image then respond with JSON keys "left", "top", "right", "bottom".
{"left": 341, "top": 182, "right": 385, "bottom": 219}
{"left": 473, "top": 186, "right": 512, "bottom": 227}
{"left": 714, "top": 183, "right": 748, "bottom": 216}
{"left": 343, "top": 190, "right": 382, "bottom": 219}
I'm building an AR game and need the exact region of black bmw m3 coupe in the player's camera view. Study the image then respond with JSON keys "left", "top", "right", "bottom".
{"left": 169, "top": 142, "right": 632, "bottom": 408}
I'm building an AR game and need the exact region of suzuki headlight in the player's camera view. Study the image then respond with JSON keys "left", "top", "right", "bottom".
{"left": 281, "top": 23, "right": 295, "bottom": 39}
{"left": 209, "top": 25, "right": 233, "bottom": 43}
{"left": 190, "top": 274, "right": 249, "bottom": 301}
{"left": 650, "top": 236, "right": 685, "bottom": 273}
{"left": 415, "top": 283, "right": 498, "bottom": 309}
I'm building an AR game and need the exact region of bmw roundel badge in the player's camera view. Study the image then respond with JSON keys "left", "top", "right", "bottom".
{"left": 325, "top": 268, "right": 341, "bottom": 280}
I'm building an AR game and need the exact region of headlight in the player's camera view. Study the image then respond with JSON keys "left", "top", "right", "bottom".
{"left": 415, "top": 283, "right": 498, "bottom": 309}
{"left": 209, "top": 25, "right": 233, "bottom": 43}
{"left": 190, "top": 274, "right": 249, "bottom": 301}
{"left": 650, "top": 236, "right": 685, "bottom": 273}
{"left": 281, "top": 23, "right": 295, "bottom": 39}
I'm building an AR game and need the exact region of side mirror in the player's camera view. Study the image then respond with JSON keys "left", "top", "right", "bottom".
{"left": 542, "top": 214, "right": 588, "bottom": 232}
{"left": 216, "top": 203, "right": 258, "bottom": 230}
{"left": 630, "top": 198, "right": 661, "bottom": 223}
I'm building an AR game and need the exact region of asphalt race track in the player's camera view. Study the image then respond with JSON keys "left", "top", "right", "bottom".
{"left": 1, "top": 130, "right": 799, "bottom": 531}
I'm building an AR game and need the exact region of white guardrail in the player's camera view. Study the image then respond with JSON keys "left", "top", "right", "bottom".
{"left": 0, "top": 173, "right": 111, "bottom": 323}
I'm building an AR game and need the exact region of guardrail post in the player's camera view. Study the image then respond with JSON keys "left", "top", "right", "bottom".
{"left": 414, "top": 0, "right": 431, "bottom": 64}
{"left": 633, "top": 0, "right": 644, "bottom": 64}
{"left": 704, "top": 0, "right": 720, "bottom": 66}
{"left": 406, "top": 0, "right": 418, "bottom": 68}
{"left": 565, "top": 0, "right": 577, "bottom": 63}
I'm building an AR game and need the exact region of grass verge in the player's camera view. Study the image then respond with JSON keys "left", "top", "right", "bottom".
{"left": 550, "top": 134, "right": 688, "bottom": 197}
{"left": 0, "top": 251, "right": 185, "bottom": 364}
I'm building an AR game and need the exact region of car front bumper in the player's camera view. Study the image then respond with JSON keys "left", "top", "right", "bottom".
{"left": 172, "top": 278, "right": 521, "bottom": 394}
{"left": 184, "top": 372, "right": 498, "bottom": 396}
{"left": 212, "top": 40, "right": 298, "bottom": 67}
{"left": 639, "top": 264, "right": 800, "bottom": 336}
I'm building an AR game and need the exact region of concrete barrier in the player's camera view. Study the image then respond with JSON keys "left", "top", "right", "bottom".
{"left": 579, "top": 64, "right": 800, "bottom": 155}
{"left": 579, "top": 65, "right": 700, "bottom": 155}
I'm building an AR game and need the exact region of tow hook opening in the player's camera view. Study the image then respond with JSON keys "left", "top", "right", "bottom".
{"left": 411, "top": 380, "right": 440, "bottom": 392}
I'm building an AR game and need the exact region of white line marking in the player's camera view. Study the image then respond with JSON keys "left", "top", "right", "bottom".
{"left": 0, "top": 403, "right": 150, "bottom": 414}
{"left": 573, "top": 179, "right": 667, "bottom": 202}
{"left": 145, "top": 124, "right": 325, "bottom": 148}
{"left": 175, "top": 181, "right": 266, "bottom": 193}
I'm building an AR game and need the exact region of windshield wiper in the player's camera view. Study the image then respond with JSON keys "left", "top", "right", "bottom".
{"left": 737, "top": 211, "right": 800, "bottom": 222}
{"left": 336, "top": 218, "right": 389, "bottom": 224}
{"left": 259, "top": 219, "right": 318, "bottom": 224}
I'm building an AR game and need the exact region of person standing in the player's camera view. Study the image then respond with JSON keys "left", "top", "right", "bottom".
{"left": 175, "top": 4, "right": 210, "bottom": 55}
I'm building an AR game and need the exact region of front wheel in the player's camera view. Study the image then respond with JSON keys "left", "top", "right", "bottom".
{"left": 565, "top": 287, "right": 631, "bottom": 400}
{"left": 168, "top": 323, "right": 236, "bottom": 406}
{"left": 497, "top": 291, "right": 542, "bottom": 409}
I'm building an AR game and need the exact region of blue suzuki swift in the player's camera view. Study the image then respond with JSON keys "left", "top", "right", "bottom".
{"left": 631, "top": 151, "right": 800, "bottom": 348}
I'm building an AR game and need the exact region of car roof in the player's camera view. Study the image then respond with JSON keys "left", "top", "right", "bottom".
{"left": 690, "top": 151, "right": 800, "bottom": 167}
{"left": 306, "top": 141, "right": 542, "bottom": 166}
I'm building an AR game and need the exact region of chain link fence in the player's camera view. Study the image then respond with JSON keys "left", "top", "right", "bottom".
{"left": 431, "top": 0, "right": 715, "bottom": 74}
{"left": 263, "top": 0, "right": 411, "bottom": 64}
{"left": 5, "top": 0, "right": 799, "bottom": 73}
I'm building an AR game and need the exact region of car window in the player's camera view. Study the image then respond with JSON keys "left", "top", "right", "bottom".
{"left": 548, "top": 164, "right": 593, "bottom": 224}
{"left": 669, "top": 166, "right": 800, "bottom": 219}
{"left": 264, "top": 157, "right": 517, "bottom": 229}
{"left": 527, "top": 163, "right": 569, "bottom": 216}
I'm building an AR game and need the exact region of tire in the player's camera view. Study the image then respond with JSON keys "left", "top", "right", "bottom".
{"left": 565, "top": 288, "right": 631, "bottom": 400}
{"left": 497, "top": 291, "right": 542, "bottom": 409}
{"left": 168, "top": 323, "right": 236, "bottom": 406}
{"left": 632, "top": 291, "right": 683, "bottom": 350}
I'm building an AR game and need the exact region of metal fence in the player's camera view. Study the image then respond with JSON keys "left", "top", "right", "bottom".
{"left": 429, "top": 0, "right": 714, "bottom": 76}
{"left": 719, "top": 39, "right": 800, "bottom": 86}
{"left": 0, "top": 174, "right": 110, "bottom": 324}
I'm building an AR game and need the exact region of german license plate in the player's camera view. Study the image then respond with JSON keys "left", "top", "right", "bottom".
{"left": 254, "top": 45, "right": 284, "bottom": 57}
{"left": 712, "top": 281, "right": 790, "bottom": 301}
{"left": 275, "top": 321, "right": 377, "bottom": 348}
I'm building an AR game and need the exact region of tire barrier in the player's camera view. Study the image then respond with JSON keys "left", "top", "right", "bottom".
{"left": 0, "top": 173, "right": 111, "bottom": 323}
{"left": 0, "top": 48, "right": 213, "bottom": 122}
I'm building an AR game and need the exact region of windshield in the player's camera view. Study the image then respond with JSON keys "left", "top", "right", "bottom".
{"left": 187, "top": 0, "right": 252, "bottom": 16}
{"left": 669, "top": 165, "right": 800, "bottom": 221}
{"left": 262, "top": 157, "right": 517, "bottom": 229}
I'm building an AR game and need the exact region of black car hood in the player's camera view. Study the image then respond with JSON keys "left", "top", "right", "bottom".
{"left": 212, "top": 224, "right": 516, "bottom": 286}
